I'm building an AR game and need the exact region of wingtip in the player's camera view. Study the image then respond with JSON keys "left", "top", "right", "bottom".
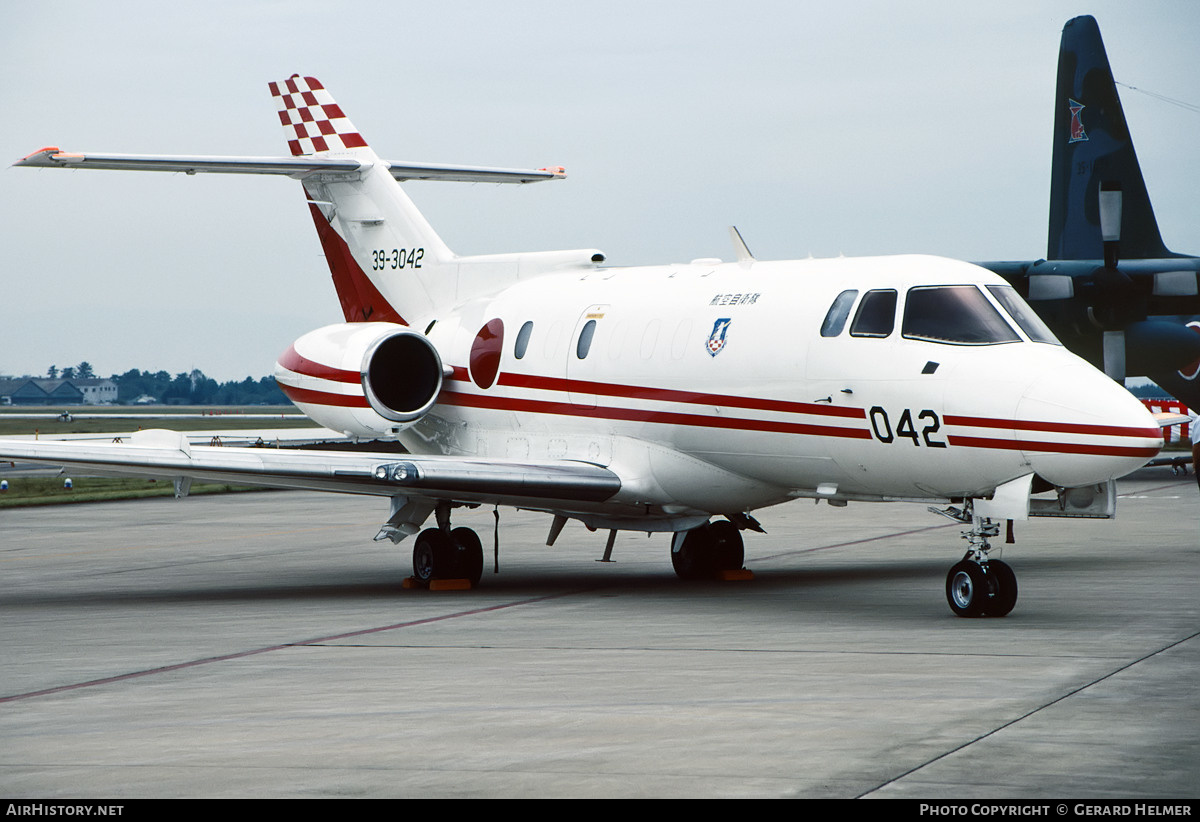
{"left": 14, "top": 146, "right": 62, "bottom": 166}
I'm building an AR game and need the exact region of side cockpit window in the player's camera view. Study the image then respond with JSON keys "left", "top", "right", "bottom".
{"left": 903, "top": 286, "right": 1020, "bottom": 345}
{"left": 985, "top": 285, "right": 1061, "bottom": 345}
{"left": 820, "top": 290, "right": 858, "bottom": 337}
{"left": 849, "top": 289, "right": 897, "bottom": 338}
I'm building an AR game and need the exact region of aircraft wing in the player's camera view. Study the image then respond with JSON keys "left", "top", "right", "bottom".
{"left": 15, "top": 148, "right": 565, "bottom": 184}
{"left": 0, "top": 430, "right": 619, "bottom": 504}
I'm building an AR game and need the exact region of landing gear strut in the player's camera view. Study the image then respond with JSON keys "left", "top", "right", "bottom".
{"left": 671, "top": 520, "right": 744, "bottom": 580}
{"left": 934, "top": 505, "right": 1018, "bottom": 618}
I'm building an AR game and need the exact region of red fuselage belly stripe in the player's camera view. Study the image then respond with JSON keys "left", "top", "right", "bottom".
{"left": 947, "top": 435, "right": 1159, "bottom": 458}
{"left": 945, "top": 414, "right": 1159, "bottom": 439}
{"left": 279, "top": 383, "right": 369, "bottom": 408}
{"left": 278, "top": 345, "right": 361, "bottom": 384}
{"left": 447, "top": 369, "right": 866, "bottom": 419}
{"left": 439, "top": 390, "right": 872, "bottom": 439}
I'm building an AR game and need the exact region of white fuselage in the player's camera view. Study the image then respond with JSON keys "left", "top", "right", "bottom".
{"left": 319, "top": 253, "right": 1162, "bottom": 519}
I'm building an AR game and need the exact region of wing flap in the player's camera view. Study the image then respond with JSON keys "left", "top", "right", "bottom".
{"left": 0, "top": 432, "right": 620, "bottom": 505}
{"left": 15, "top": 148, "right": 565, "bottom": 183}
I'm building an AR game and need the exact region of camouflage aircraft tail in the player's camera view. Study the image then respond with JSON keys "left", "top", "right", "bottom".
{"left": 1047, "top": 15, "right": 1181, "bottom": 261}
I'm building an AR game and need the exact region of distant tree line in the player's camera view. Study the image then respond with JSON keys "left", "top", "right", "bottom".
{"left": 44, "top": 363, "right": 287, "bottom": 406}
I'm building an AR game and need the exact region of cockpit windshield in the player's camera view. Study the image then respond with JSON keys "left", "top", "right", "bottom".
{"left": 902, "top": 285, "right": 1020, "bottom": 345}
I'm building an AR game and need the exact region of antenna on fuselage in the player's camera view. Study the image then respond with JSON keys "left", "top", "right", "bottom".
{"left": 729, "top": 226, "right": 756, "bottom": 265}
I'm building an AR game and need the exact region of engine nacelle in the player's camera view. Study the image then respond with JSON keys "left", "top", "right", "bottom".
{"left": 274, "top": 322, "right": 444, "bottom": 439}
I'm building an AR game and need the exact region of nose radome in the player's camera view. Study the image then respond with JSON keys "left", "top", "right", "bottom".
{"left": 1017, "top": 362, "right": 1162, "bottom": 488}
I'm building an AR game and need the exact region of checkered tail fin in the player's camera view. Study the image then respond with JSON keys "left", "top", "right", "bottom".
{"left": 270, "top": 74, "right": 455, "bottom": 326}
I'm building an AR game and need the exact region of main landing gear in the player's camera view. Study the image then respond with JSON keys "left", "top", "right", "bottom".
{"left": 934, "top": 507, "right": 1018, "bottom": 618}
{"left": 670, "top": 520, "right": 745, "bottom": 580}
{"left": 411, "top": 504, "right": 484, "bottom": 587}
{"left": 412, "top": 527, "right": 484, "bottom": 586}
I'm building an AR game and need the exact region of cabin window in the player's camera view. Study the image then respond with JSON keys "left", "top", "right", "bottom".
{"left": 821, "top": 290, "right": 858, "bottom": 337}
{"left": 849, "top": 289, "right": 897, "bottom": 338}
{"left": 903, "top": 285, "right": 1020, "bottom": 345}
{"left": 514, "top": 321, "right": 534, "bottom": 359}
{"left": 576, "top": 319, "right": 597, "bottom": 359}
{"left": 985, "top": 285, "right": 1061, "bottom": 344}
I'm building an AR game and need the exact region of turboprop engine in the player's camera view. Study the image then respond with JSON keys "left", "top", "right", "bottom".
{"left": 273, "top": 322, "right": 445, "bottom": 439}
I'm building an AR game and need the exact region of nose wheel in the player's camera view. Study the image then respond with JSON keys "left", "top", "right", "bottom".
{"left": 946, "top": 558, "right": 1018, "bottom": 617}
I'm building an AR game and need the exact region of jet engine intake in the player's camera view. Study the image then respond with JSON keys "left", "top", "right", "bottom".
{"left": 275, "top": 322, "right": 445, "bottom": 439}
{"left": 361, "top": 331, "right": 444, "bottom": 423}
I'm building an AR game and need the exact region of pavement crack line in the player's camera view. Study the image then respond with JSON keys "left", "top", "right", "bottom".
{"left": 857, "top": 628, "right": 1200, "bottom": 798}
{"left": 0, "top": 590, "right": 587, "bottom": 704}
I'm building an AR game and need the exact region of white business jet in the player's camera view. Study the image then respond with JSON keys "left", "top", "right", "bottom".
{"left": 4, "top": 76, "right": 1165, "bottom": 617}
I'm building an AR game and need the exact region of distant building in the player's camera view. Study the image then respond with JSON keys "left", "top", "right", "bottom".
{"left": 0, "top": 377, "right": 117, "bottom": 406}
{"left": 74, "top": 378, "right": 118, "bottom": 405}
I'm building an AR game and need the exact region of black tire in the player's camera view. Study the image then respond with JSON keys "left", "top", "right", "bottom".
{"left": 671, "top": 525, "right": 715, "bottom": 580}
{"left": 708, "top": 519, "right": 745, "bottom": 571}
{"left": 946, "top": 560, "right": 988, "bottom": 617}
{"left": 983, "top": 559, "right": 1018, "bottom": 617}
{"left": 413, "top": 528, "right": 453, "bottom": 582}
{"left": 451, "top": 527, "right": 485, "bottom": 587}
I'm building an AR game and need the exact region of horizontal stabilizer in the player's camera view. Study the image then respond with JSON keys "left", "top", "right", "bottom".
{"left": 15, "top": 148, "right": 566, "bottom": 184}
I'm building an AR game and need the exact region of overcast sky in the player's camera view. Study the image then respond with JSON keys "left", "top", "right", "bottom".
{"left": 2, "top": 0, "right": 1197, "bottom": 382}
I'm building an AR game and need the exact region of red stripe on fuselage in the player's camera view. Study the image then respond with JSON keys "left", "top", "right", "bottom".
{"left": 438, "top": 389, "right": 872, "bottom": 440}
{"left": 946, "top": 435, "right": 1159, "bottom": 458}
{"left": 446, "top": 368, "right": 865, "bottom": 420}
{"left": 945, "top": 414, "right": 1160, "bottom": 439}
{"left": 438, "top": 367, "right": 1157, "bottom": 455}
{"left": 278, "top": 383, "right": 369, "bottom": 408}
{"left": 496, "top": 372, "right": 867, "bottom": 419}
{"left": 277, "top": 345, "right": 361, "bottom": 384}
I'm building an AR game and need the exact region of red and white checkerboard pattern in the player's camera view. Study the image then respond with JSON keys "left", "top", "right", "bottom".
{"left": 269, "top": 75, "right": 368, "bottom": 157}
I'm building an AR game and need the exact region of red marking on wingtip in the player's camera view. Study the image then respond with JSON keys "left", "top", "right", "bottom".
{"left": 21, "top": 146, "right": 61, "bottom": 161}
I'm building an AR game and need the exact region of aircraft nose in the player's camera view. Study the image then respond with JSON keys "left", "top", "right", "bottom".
{"left": 1017, "top": 361, "right": 1162, "bottom": 488}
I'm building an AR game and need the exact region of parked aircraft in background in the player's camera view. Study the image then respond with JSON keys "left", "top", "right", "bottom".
{"left": 1, "top": 71, "right": 1167, "bottom": 617}
{"left": 982, "top": 15, "right": 1200, "bottom": 409}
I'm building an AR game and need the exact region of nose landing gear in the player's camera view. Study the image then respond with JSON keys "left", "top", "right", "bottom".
{"left": 933, "top": 505, "right": 1019, "bottom": 618}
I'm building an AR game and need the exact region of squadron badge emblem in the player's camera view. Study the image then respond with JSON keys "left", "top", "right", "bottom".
{"left": 706, "top": 318, "right": 731, "bottom": 357}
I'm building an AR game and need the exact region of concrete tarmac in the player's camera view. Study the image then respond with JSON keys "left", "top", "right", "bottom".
{"left": 1, "top": 470, "right": 1196, "bottom": 798}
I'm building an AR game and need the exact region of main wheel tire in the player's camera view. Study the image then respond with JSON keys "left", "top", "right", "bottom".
{"left": 708, "top": 519, "right": 745, "bottom": 572}
{"left": 983, "top": 559, "right": 1018, "bottom": 618}
{"left": 413, "top": 528, "right": 454, "bottom": 583}
{"left": 451, "top": 527, "right": 485, "bottom": 587}
{"left": 671, "top": 525, "right": 715, "bottom": 580}
{"left": 946, "top": 560, "right": 988, "bottom": 618}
